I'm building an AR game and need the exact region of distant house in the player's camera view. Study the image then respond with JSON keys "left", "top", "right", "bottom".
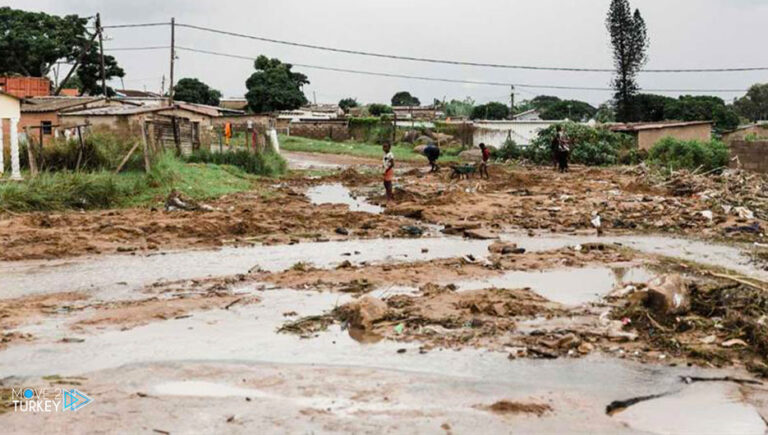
{"left": 722, "top": 123, "right": 768, "bottom": 144}
{"left": 0, "top": 91, "right": 22, "bottom": 179}
{"left": 472, "top": 120, "right": 561, "bottom": 148}
{"left": 115, "top": 89, "right": 162, "bottom": 98}
{"left": 512, "top": 109, "right": 542, "bottom": 121}
{"left": 60, "top": 103, "right": 222, "bottom": 154}
{"left": 301, "top": 104, "right": 344, "bottom": 118}
{"left": 20, "top": 97, "right": 129, "bottom": 145}
{"left": 608, "top": 121, "right": 713, "bottom": 150}
{"left": 0, "top": 76, "right": 50, "bottom": 99}
{"left": 220, "top": 98, "right": 249, "bottom": 111}
{"left": 392, "top": 105, "right": 441, "bottom": 121}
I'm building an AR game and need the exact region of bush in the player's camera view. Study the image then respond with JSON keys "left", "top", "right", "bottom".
{"left": 492, "top": 138, "right": 522, "bottom": 160}
{"left": 0, "top": 171, "right": 124, "bottom": 211}
{"left": 19, "top": 132, "right": 143, "bottom": 172}
{"left": 648, "top": 137, "right": 730, "bottom": 172}
{"left": 185, "top": 149, "right": 286, "bottom": 176}
{"left": 527, "top": 122, "right": 635, "bottom": 166}
{"left": 368, "top": 104, "right": 393, "bottom": 116}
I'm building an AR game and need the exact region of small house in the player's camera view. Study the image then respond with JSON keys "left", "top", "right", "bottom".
{"left": 0, "top": 91, "right": 22, "bottom": 179}
{"left": 608, "top": 121, "right": 713, "bottom": 150}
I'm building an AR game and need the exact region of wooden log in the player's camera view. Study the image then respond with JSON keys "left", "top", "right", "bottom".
{"left": 115, "top": 141, "right": 141, "bottom": 174}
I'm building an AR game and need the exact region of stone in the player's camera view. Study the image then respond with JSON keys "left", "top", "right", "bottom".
{"left": 442, "top": 221, "right": 482, "bottom": 235}
{"left": 347, "top": 296, "right": 389, "bottom": 331}
{"left": 335, "top": 227, "right": 349, "bottom": 235}
{"left": 645, "top": 274, "right": 690, "bottom": 316}
{"left": 464, "top": 228, "right": 499, "bottom": 240}
{"left": 721, "top": 338, "right": 748, "bottom": 348}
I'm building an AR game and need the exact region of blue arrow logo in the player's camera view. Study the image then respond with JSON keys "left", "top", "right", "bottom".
{"left": 63, "top": 389, "right": 92, "bottom": 411}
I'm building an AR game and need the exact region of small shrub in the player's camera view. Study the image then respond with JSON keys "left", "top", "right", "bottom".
{"left": 527, "top": 122, "right": 635, "bottom": 166}
{"left": 493, "top": 138, "right": 522, "bottom": 161}
{"left": 0, "top": 171, "right": 123, "bottom": 211}
{"left": 185, "top": 149, "right": 286, "bottom": 176}
{"left": 648, "top": 137, "right": 730, "bottom": 172}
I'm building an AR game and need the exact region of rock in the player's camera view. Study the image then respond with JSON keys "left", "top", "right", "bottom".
{"left": 488, "top": 242, "right": 517, "bottom": 254}
{"left": 645, "top": 274, "right": 690, "bottom": 316}
{"left": 335, "top": 227, "right": 349, "bottom": 235}
{"left": 459, "top": 149, "right": 482, "bottom": 162}
{"left": 464, "top": 228, "right": 499, "bottom": 240}
{"left": 400, "top": 225, "right": 425, "bottom": 237}
{"left": 577, "top": 342, "right": 594, "bottom": 355}
{"left": 346, "top": 296, "right": 389, "bottom": 330}
{"left": 721, "top": 338, "right": 748, "bottom": 348}
{"left": 556, "top": 333, "right": 581, "bottom": 350}
{"left": 403, "top": 130, "right": 421, "bottom": 143}
{"left": 700, "top": 335, "right": 717, "bottom": 344}
{"left": 415, "top": 135, "right": 433, "bottom": 145}
{"left": 442, "top": 221, "right": 482, "bottom": 235}
{"left": 386, "top": 204, "right": 424, "bottom": 219}
{"left": 413, "top": 144, "right": 428, "bottom": 155}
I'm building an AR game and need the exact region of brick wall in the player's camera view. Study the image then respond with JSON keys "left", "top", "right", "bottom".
{"left": 289, "top": 120, "right": 349, "bottom": 141}
{"left": 730, "top": 140, "right": 768, "bottom": 173}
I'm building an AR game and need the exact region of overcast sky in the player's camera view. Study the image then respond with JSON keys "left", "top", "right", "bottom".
{"left": 7, "top": 0, "right": 768, "bottom": 106}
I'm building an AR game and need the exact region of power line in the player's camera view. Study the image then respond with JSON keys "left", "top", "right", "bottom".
{"left": 102, "top": 22, "right": 170, "bottom": 29}
{"left": 174, "top": 22, "right": 768, "bottom": 74}
{"left": 167, "top": 46, "right": 747, "bottom": 94}
{"left": 104, "top": 46, "right": 170, "bottom": 51}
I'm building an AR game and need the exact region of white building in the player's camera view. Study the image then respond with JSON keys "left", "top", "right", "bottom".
{"left": 473, "top": 120, "right": 561, "bottom": 148}
{"left": 0, "top": 91, "right": 22, "bottom": 180}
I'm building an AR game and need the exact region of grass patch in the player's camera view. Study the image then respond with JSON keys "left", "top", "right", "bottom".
{"left": 0, "top": 152, "right": 269, "bottom": 212}
{"left": 280, "top": 135, "right": 459, "bottom": 163}
{"left": 185, "top": 149, "right": 286, "bottom": 177}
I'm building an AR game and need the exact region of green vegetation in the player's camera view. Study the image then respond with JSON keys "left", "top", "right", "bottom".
{"left": 513, "top": 122, "right": 638, "bottom": 166}
{"left": 734, "top": 83, "right": 768, "bottom": 123}
{"left": 245, "top": 55, "right": 309, "bottom": 113}
{"left": 0, "top": 7, "right": 124, "bottom": 95}
{"left": 647, "top": 137, "right": 729, "bottom": 172}
{"left": 606, "top": 0, "right": 648, "bottom": 122}
{"left": 173, "top": 78, "right": 222, "bottom": 106}
{"left": 0, "top": 149, "right": 283, "bottom": 212}
{"left": 338, "top": 97, "right": 359, "bottom": 113}
{"left": 391, "top": 91, "right": 420, "bottom": 107}
{"left": 20, "top": 132, "right": 143, "bottom": 172}
{"left": 471, "top": 102, "right": 510, "bottom": 120}
{"left": 280, "top": 135, "right": 459, "bottom": 163}
{"left": 186, "top": 149, "right": 286, "bottom": 176}
{"left": 368, "top": 104, "right": 393, "bottom": 116}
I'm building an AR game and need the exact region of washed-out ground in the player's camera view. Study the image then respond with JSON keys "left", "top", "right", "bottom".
{"left": 2, "top": 151, "right": 768, "bottom": 434}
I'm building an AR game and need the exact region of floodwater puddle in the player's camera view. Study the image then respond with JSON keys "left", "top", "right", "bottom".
{"left": 502, "top": 232, "right": 768, "bottom": 281}
{"left": 610, "top": 382, "right": 766, "bottom": 435}
{"left": 455, "top": 266, "right": 655, "bottom": 306}
{"left": 306, "top": 183, "right": 384, "bottom": 214}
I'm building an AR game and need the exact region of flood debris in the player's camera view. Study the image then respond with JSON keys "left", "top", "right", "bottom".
{"left": 480, "top": 400, "right": 553, "bottom": 416}
{"left": 606, "top": 392, "right": 671, "bottom": 415}
{"left": 165, "top": 189, "right": 215, "bottom": 212}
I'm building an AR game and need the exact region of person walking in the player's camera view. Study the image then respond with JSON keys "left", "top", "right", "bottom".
{"left": 382, "top": 142, "right": 395, "bottom": 203}
{"left": 554, "top": 125, "right": 570, "bottom": 173}
{"left": 479, "top": 143, "right": 491, "bottom": 179}
{"left": 424, "top": 142, "right": 441, "bottom": 173}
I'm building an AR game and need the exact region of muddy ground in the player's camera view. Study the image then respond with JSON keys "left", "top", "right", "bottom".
{"left": 2, "top": 151, "right": 768, "bottom": 433}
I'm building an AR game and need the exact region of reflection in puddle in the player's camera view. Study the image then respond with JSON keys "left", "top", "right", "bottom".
{"left": 611, "top": 382, "right": 766, "bottom": 435}
{"left": 455, "top": 267, "right": 655, "bottom": 306}
{"left": 307, "top": 183, "right": 383, "bottom": 214}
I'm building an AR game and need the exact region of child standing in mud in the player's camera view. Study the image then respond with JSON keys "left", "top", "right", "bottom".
{"left": 554, "top": 125, "right": 570, "bottom": 173}
{"left": 382, "top": 142, "right": 395, "bottom": 203}
{"left": 479, "top": 143, "right": 491, "bottom": 179}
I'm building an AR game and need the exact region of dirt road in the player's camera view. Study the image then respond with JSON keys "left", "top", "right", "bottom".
{"left": 2, "top": 155, "right": 768, "bottom": 433}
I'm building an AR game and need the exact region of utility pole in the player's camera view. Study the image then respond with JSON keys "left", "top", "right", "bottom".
{"left": 313, "top": 91, "right": 317, "bottom": 105}
{"left": 96, "top": 13, "right": 107, "bottom": 98}
{"left": 169, "top": 17, "right": 176, "bottom": 105}
{"left": 509, "top": 85, "right": 515, "bottom": 120}
{"left": 161, "top": 75, "right": 166, "bottom": 96}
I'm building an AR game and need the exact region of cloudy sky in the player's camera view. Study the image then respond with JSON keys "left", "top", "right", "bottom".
{"left": 7, "top": 0, "right": 768, "bottom": 106}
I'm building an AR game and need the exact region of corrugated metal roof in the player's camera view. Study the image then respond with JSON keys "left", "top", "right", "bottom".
{"left": 60, "top": 105, "right": 164, "bottom": 116}
{"left": 21, "top": 97, "right": 103, "bottom": 113}
{"left": 609, "top": 121, "right": 713, "bottom": 132}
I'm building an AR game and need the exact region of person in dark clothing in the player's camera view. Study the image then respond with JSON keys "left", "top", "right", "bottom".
{"left": 423, "top": 143, "right": 441, "bottom": 172}
{"left": 554, "top": 125, "right": 570, "bottom": 173}
{"left": 479, "top": 143, "right": 491, "bottom": 179}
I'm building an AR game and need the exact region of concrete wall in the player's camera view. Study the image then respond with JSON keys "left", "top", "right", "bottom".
{"left": 636, "top": 124, "right": 712, "bottom": 150}
{"left": 288, "top": 120, "right": 349, "bottom": 141}
{"left": 723, "top": 125, "right": 768, "bottom": 143}
{"left": 0, "top": 94, "right": 21, "bottom": 145}
{"left": 729, "top": 140, "right": 768, "bottom": 173}
{"left": 472, "top": 121, "right": 558, "bottom": 147}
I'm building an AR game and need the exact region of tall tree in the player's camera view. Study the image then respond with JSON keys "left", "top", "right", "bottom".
{"left": 540, "top": 100, "right": 597, "bottom": 122}
{"left": 391, "top": 91, "right": 420, "bottom": 107}
{"left": 173, "top": 78, "right": 222, "bottom": 106}
{"left": 734, "top": 83, "right": 768, "bottom": 122}
{"left": 607, "top": 0, "right": 649, "bottom": 122}
{"left": 471, "top": 102, "right": 510, "bottom": 120}
{"left": 0, "top": 7, "right": 124, "bottom": 93}
{"left": 245, "top": 56, "right": 309, "bottom": 113}
{"left": 338, "top": 97, "right": 359, "bottom": 113}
